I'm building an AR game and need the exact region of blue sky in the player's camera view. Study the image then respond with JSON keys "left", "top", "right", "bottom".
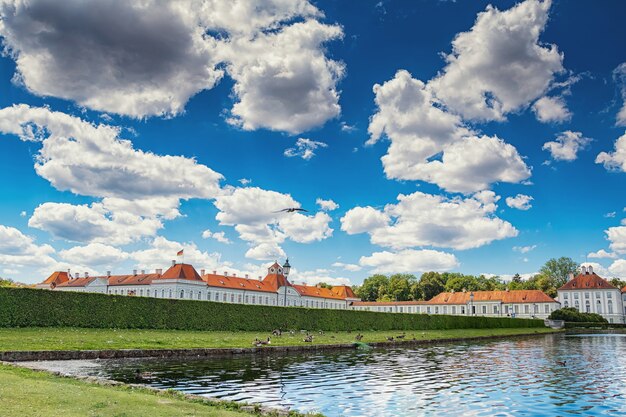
{"left": 0, "top": 0, "right": 625, "bottom": 285}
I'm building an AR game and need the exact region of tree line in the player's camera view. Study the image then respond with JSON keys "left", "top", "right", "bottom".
{"left": 350, "top": 257, "right": 609, "bottom": 301}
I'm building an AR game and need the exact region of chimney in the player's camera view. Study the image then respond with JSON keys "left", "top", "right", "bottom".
{"left": 67, "top": 269, "right": 71, "bottom": 275}
{"left": 224, "top": 271, "right": 228, "bottom": 276}
{"left": 588, "top": 265, "right": 594, "bottom": 274}
{"left": 141, "top": 270, "right": 145, "bottom": 275}
{"left": 172, "top": 260, "right": 176, "bottom": 266}
{"left": 581, "top": 266, "right": 587, "bottom": 274}
{"left": 133, "top": 269, "right": 137, "bottom": 275}
{"left": 233, "top": 273, "right": 237, "bottom": 277}
{"left": 316, "top": 283, "right": 322, "bottom": 288}
{"left": 200, "top": 269, "right": 205, "bottom": 276}
{"left": 75, "top": 272, "right": 80, "bottom": 278}
{"left": 568, "top": 273, "right": 574, "bottom": 280}
{"left": 85, "top": 272, "right": 89, "bottom": 277}
{"left": 258, "top": 276, "right": 262, "bottom": 281}
{"left": 156, "top": 268, "right": 162, "bottom": 275}
{"left": 245, "top": 274, "right": 249, "bottom": 279}
{"left": 212, "top": 270, "right": 216, "bottom": 275}
{"left": 106, "top": 271, "right": 111, "bottom": 277}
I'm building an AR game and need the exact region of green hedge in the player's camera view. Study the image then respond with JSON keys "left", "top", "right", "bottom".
{"left": 548, "top": 307, "right": 607, "bottom": 323}
{"left": 0, "top": 288, "right": 544, "bottom": 331}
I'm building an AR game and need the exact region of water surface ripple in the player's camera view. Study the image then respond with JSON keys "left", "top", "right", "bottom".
{"left": 42, "top": 333, "right": 626, "bottom": 416}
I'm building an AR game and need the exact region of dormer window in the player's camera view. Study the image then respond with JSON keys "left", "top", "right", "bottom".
{"left": 270, "top": 268, "right": 275, "bottom": 273}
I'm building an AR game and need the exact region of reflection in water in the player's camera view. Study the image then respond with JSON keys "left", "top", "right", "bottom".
{"left": 32, "top": 334, "right": 626, "bottom": 416}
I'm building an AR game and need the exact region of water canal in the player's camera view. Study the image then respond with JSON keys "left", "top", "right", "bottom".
{"left": 24, "top": 333, "right": 626, "bottom": 416}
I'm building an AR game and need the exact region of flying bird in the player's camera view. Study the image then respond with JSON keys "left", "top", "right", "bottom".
{"left": 273, "top": 208, "right": 308, "bottom": 213}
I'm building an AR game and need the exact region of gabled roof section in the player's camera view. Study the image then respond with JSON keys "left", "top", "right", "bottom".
{"left": 202, "top": 273, "right": 276, "bottom": 293}
{"left": 262, "top": 273, "right": 290, "bottom": 291}
{"left": 331, "top": 285, "right": 358, "bottom": 299}
{"left": 56, "top": 276, "right": 97, "bottom": 288}
{"left": 155, "top": 263, "right": 203, "bottom": 282}
{"left": 558, "top": 272, "right": 617, "bottom": 291}
{"left": 427, "top": 290, "right": 556, "bottom": 304}
{"left": 41, "top": 271, "right": 70, "bottom": 287}
{"left": 292, "top": 284, "right": 345, "bottom": 300}
{"left": 107, "top": 273, "right": 159, "bottom": 286}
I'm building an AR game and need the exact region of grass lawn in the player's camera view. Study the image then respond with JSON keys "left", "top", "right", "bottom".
{"left": 0, "top": 363, "right": 262, "bottom": 417}
{"left": 0, "top": 327, "right": 557, "bottom": 351}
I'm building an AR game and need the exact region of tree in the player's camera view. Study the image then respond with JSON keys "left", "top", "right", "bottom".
{"left": 539, "top": 257, "right": 579, "bottom": 289}
{"left": 610, "top": 278, "right": 626, "bottom": 290}
{"left": 387, "top": 274, "right": 418, "bottom": 301}
{"left": 418, "top": 272, "right": 448, "bottom": 301}
{"left": 512, "top": 273, "right": 522, "bottom": 284}
{"left": 354, "top": 274, "right": 389, "bottom": 302}
{"left": 317, "top": 282, "right": 332, "bottom": 289}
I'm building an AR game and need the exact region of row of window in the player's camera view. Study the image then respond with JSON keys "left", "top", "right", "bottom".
{"left": 563, "top": 292, "right": 613, "bottom": 300}
{"left": 105, "top": 287, "right": 346, "bottom": 309}
{"left": 357, "top": 303, "right": 553, "bottom": 315}
{"left": 563, "top": 299, "right": 614, "bottom": 314}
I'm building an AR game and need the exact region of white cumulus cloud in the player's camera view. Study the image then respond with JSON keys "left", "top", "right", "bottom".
{"left": 316, "top": 198, "right": 339, "bottom": 211}
{"left": 201, "top": 229, "right": 232, "bottom": 244}
{"left": 342, "top": 191, "right": 517, "bottom": 250}
{"left": 284, "top": 138, "right": 328, "bottom": 160}
{"left": 596, "top": 132, "right": 626, "bottom": 172}
{"left": 59, "top": 243, "right": 129, "bottom": 266}
{"left": 543, "top": 131, "right": 591, "bottom": 162}
{"left": 506, "top": 194, "right": 534, "bottom": 211}
{"left": 430, "top": 0, "right": 564, "bottom": 121}
{"left": 588, "top": 249, "right": 618, "bottom": 259}
{"left": 359, "top": 249, "right": 459, "bottom": 274}
{"left": 532, "top": 96, "right": 572, "bottom": 123}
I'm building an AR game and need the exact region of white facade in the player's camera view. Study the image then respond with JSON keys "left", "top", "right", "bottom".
{"left": 557, "top": 266, "right": 624, "bottom": 324}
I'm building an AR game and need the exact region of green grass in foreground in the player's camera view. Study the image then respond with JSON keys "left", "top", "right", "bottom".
{"left": 0, "top": 327, "right": 558, "bottom": 351}
{"left": 0, "top": 364, "right": 261, "bottom": 417}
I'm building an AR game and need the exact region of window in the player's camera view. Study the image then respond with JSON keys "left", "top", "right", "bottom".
{"left": 162, "top": 289, "right": 165, "bottom": 298}
{"left": 596, "top": 293, "right": 601, "bottom": 299}
{"left": 461, "top": 306, "right": 465, "bottom": 314}
{"left": 427, "top": 307, "right": 431, "bottom": 314}
{"left": 544, "top": 305, "right": 549, "bottom": 313}
{"left": 245, "top": 295, "right": 249, "bottom": 303}
{"left": 524, "top": 305, "right": 529, "bottom": 314}
{"left": 597, "top": 300, "right": 602, "bottom": 314}
{"left": 515, "top": 305, "right": 519, "bottom": 314}
{"left": 265, "top": 297, "right": 269, "bottom": 305}
{"left": 534, "top": 304, "right": 539, "bottom": 314}
{"left": 564, "top": 301, "right": 569, "bottom": 307}
{"left": 482, "top": 305, "right": 487, "bottom": 314}
{"left": 169, "top": 290, "right": 172, "bottom": 298}
{"left": 608, "top": 300, "right": 613, "bottom": 314}
{"left": 585, "top": 292, "right": 590, "bottom": 299}
{"left": 563, "top": 293, "right": 569, "bottom": 299}
{"left": 189, "top": 291, "right": 193, "bottom": 299}
{"left": 238, "top": 294, "right": 242, "bottom": 303}
{"left": 230, "top": 294, "right": 235, "bottom": 302}
{"left": 207, "top": 292, "right": 211, "bottom": 300}
{"left": 223, "top": 293, "right": 227, "bottom": 302}
{"left": 435, "top": 307, "right": 439, "bottom": 314}
{"left": 607, "top": 292, "right": 613, "bottom": 299}
{"left": 198, "top": 292, "right": 201, "bottom": 300}
{"left": 574, "top": 293, "right": 579, "bottom": 299}
{"left": 443, "top": 306, "right": 447, "bottom": 314}
{"left": 452, "top": 306, "right": 456, "bottom": 314}
{"left": 575, "top": 301, "right": 580, "bottom": 310}
{"left": 493, "top": 305, "right": 499, "bottom": 314}
{"left": 585, "top": 301, "right": 590, "bottom": 313}
{"left": 252, "top": 295, "right": 256, "bottom": 304}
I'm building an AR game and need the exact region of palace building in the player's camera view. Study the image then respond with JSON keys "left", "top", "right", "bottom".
{"left": 556, "top": 265, "right": 624, "bottom": 323}
{"left": 36, "top": 260, "right": 359, "bottom": 310}
{"left": 352, "top": 289, "right": 559, "bottom": 319}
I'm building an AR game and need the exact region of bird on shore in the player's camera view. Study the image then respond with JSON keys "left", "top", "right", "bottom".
{"left": 272, "top": 329, "right": 282, "bottom": 336}
{"left": 556, "top": 360, "right": 566, "bottom": 366}
{"left": 303, "top": 334, "right": 313, "bottom": 343}
{"left": 396, "top": 332, "right": 406, "bottom": 339}
{"left": 386, "top": 336, "right": 395, "bottom": 342}
{"left": 355, "top": 333, "right": 363, "bottom": 341}
{"left": 134, "top": 369, "right": 154, "bottom": 380}
{"left": 273, "top": 208, "right": 308, "bottom": 213}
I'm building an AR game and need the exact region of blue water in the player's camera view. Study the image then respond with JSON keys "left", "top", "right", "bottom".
{"left": 37, "top": 333, "right": 626, "bottom": 416}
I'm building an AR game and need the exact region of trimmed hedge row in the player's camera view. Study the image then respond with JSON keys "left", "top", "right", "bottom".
{"left": 0, "top": 288, "right": 544, "bottom": 331}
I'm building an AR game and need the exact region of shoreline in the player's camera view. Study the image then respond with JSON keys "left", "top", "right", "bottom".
{"left": 0, "top": 328, "right": 561, "bottom": 362}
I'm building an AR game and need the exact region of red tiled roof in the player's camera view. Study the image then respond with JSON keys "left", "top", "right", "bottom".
{"left": 41, "top": 271, "right": 70, "bottom": 287}
{"left": 292, "top": 284, "right": 346, "bottom": 300}
{"left": 56, "top": 276, "right": 97, "bottom": 288}
{"left": 351, "top": 300, "right": 428, "bottom": 306}
{"left": 331, "top": 285, "right": 358, "bottom": 299}
{"left": 107, "top": 274, "right": 159, "bottom": 286}
{"left": 558, "top": 272, "right": 617, "bottom": 291}
{"left": 427, "top": 290, "right": 555, "bottom": 304}
{"left": 262, "top": 273, "right": 291, "bottom": 291}
{"left": 202, "top": 274, "right": 276, "bottom": 293}
{"left": 154, "top": 264, "right": 203, "bottom": 282}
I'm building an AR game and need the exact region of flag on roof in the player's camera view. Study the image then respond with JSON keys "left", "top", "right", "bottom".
{"left": 177, "top": 249, "right": 184, "bottom": 256}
